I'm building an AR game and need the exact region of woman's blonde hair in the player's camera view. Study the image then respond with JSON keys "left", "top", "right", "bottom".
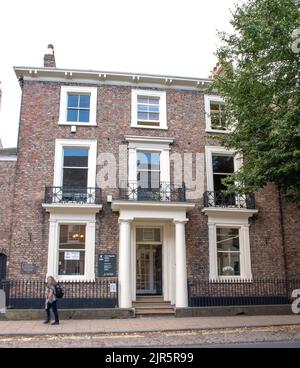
{"left": 47, "top": 276, "right": 57, "bottom": 286}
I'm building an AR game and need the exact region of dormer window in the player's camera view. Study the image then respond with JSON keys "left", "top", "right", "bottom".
{"left": 131, "top": 90, "right": 167, "bottom": 130}
{"left": 205, "top": 95, "right": 228, "bottom": 133}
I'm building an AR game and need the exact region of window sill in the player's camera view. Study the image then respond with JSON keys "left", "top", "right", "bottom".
{"left": 131, "top": 124, "right": 168, "bottom": 131}
{"left": 205, "top": 129, "right": 230, "bottom": 134}
{"left": 58, "top": 121, "right": 97, "bottom": 127}
{"left": 56, "top": 276, "right": 96, "bottom": 283}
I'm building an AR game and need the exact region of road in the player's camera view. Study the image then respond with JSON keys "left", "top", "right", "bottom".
{"left": 0, "top": 325, "right": 300, "bottom": 348}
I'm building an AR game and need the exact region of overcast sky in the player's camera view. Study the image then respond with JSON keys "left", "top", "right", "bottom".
{"left": 0, "top": 0, "right": 236, "bottom": 148}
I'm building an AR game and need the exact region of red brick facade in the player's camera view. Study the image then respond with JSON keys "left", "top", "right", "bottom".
{"left": 0, "top": 74, "right": 299, "bottom": 282}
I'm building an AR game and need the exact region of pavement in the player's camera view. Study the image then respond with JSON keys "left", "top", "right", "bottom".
{"left": 0, "top": 315, "right": 299, "bottom": 336}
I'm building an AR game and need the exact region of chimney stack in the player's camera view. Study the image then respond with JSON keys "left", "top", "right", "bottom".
{"left": 43, "top": 44, "right": 56, "bottom": 68}
{"left": 210, "top": 62, "right": 223, "bottom": 79}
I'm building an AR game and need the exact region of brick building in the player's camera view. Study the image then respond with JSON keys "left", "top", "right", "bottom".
{"left": 0, "top": 46, "right": 299, "bottom": 311}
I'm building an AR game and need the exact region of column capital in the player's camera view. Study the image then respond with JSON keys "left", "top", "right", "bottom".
{"left": 173, "top": 219, "right": 189, "bottom": 225}
{"left": 119, "top": 218, "right": 133, "bottom": 224}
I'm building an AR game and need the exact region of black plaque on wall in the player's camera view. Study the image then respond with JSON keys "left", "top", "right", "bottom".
{"left": 98, "top": 254, "right": 116, "bottom": 277}
{"left": 21, "top": 263, "right": 37, "bottom": 275}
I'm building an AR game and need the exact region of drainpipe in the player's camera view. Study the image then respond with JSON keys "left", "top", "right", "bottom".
{"left": 278, "top": 185, "right": 288, "bottom": 281}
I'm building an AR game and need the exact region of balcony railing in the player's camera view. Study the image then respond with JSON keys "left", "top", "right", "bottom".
{"left": 44, "top": 187, "right": 102, "bottom": 205}
{"left": 119, "top": 181, "right": 187, "bottom": 202}
{"left": 203, "top": 191, "right": 256, "bottom": 209}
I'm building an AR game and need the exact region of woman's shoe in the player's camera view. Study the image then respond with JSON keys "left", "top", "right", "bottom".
{"left": 51, "top": 321, "right": 59, "bottom": 325}
{"left": 43, "top": 320, "right": 50, "bottom": 324}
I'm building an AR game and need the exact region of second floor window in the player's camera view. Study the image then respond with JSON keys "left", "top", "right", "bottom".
{"left": 132, "top": 90, "right": 167, "bottom": 130}
{"left": 58, "top": 86, "right": 97, "bottom": 126}
{"left": 205, "top": 95, "right": 228, "bottom": 133}
{"left": 210, "top": 101, "right": 226, "bottom": 131}
{"left": 67, "top": 94, "right": 91, "bottom": 123}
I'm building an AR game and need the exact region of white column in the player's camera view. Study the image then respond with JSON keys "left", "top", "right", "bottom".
{"left": 118, "top": 219, "right": 132, "bottom": 308}
{"left": 208, "top": 223, "right": 218, "bottom": 280}
{"left": 46, "top": 219, "right": 58, "bottom": 279}
{"left": 174, "top": 219, "right": 188, "bottom": 308}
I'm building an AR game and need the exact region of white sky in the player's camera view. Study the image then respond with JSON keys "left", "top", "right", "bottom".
{"left": 0, "top": 0, "right": 236, "bottom": 148}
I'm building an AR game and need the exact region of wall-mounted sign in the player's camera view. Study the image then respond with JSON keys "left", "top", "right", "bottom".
{"left": 64, "top": 252, "right": 80, "bottom": 261}
{"left": 98, "top": 254, "right": 116, "bottom": 277}
{"left": 21, "top": 263, "right": 37, "bottom": 275}
{"left": 110, "top": 283, "right": 117, "bottom": 293}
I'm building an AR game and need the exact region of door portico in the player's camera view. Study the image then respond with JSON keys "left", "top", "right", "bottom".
{"left": 112, "top": 201, "right": 194, "bottom": 309}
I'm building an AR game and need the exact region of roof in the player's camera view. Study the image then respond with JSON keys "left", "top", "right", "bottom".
{"left": 14, "top": 66, "right": 212, "bottom": 91}
{"left": 0, "top": 148, "right": 17, "bottom": 158}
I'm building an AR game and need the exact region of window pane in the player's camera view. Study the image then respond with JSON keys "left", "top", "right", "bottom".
{"left": 59, "top": 225, "right": 86, "bottom": 248}
{"left": 217, "top": 252, "right": 240, "bottom": 276}
{"left": 137, "top": 152, "right": 160, "bottom": 171}
{"left": 138, "top": 97, "right": 149, "bottom": 104}
{"left": 213, "top": 155, "right": 234, "bottom": 173}
{"left": 64, "top": 148, "right": 89, "bottom": 167}
{"left": 149, "top": 113, "right": 159, "bottom": 121}
{"left": 78, "top": 110, "right": 90, "bottom": 123}
{"left": 68, "top": 95, "right": 79, "bottom": 108}
{"left": 59, "top": 251, "right": 85, "bottom": 275}
{"left": 138, "top": 112, "right": 148, "bottom": 121}
{"left": 217, "top": 228, "right": 240, "bottom": 252}
{"left": 149, "top": 97, "right": 160, "bottom": 105}
{"left": 67, "top": 109, "right": 78, "bottom": 122}
{"left": 138, "top": 105, "right": 148, "bottom": 112}
{"left": 149, "top": 105, "right": 159, "bottom": 113}
{"left": 138, "top": 171, "right": 160, "bottom": 189}
{"left": 79, "top": 95, "right": 90, "bottom": 108}
{"left": 63, "top": 168, "right": 88, "bottom": 188}
{"left": 213, "top": 174, "right": 229, "bottom": 192}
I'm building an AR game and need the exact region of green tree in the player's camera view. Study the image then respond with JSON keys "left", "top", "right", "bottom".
{"left": 211, "top": 0, "right": 300, "bottom": 202}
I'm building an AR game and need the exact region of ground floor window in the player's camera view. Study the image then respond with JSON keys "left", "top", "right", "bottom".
{"left": 207, "top": 220, "right": 253, "bottom": 281}
{"left": 58, "top": 224, "right": 86, "bottom": 276}
{"left": 217, "top": 227, "right": 240, "bottom": 276}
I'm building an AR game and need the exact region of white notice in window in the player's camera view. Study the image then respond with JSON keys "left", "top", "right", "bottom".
{"left": 64, "top": 252, "right": 80, "bottom": 261}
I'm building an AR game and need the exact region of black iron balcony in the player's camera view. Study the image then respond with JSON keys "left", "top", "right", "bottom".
{"left": 203, "top": 191, "right": 256, "bottom": 210}
{"left": 44, "top": 187, "right": 102, "bottom": 205}
{"left": 119, "top": 181, "right": 186, "bottom": 202}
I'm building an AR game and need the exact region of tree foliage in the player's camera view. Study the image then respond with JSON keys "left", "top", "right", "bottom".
{"left": 211, "top": 0, "right": 300, "bottom": 202}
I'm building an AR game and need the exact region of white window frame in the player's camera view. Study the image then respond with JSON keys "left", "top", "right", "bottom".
{"left": 205, "top": 146, "right": 242, "bottom": 193}
{"left": 58, "top": 86, "right": 97, "bottom": 126}
{"left": 131, "top": 90, "right": 167, "bottom": 130}
{"left": 204, "top": 95, "right": 229, "bottom": 133}
{"left": 53, "top": 139, "right": 97, "bottom": 189}
{"left": 47, "top": 214, "right": 96, "bottom": 282}
{"left": 126, "top": 137, "right": 173, "bottom": 200}
{"left": 208, "top": 221, "right": 252, "bottom": 282}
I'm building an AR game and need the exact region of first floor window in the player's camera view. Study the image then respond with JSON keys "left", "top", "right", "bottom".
{"left": 217, "top": 227, "right": 240, "bottom": 276}
{"left": 58, "top": 224, "right": 86, "bottom": 276}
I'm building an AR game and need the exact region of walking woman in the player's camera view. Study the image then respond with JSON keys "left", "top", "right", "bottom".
{"left": 44, "top": 276, "right": 59, "bottom": 325}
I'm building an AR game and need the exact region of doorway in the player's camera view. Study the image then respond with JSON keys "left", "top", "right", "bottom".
{"left": 136, "top": 244, "right": 162, "bottom": 295}
{"left": 0, "top": 254, "right": 7, "bottom": 281}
